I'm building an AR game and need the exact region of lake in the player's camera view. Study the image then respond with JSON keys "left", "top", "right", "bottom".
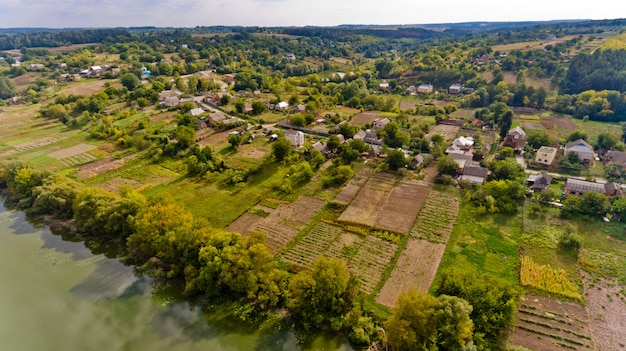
{"left": 0, "top": 200, "right": 353, "bottom": 351}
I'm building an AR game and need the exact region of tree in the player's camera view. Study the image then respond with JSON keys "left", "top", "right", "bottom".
{"left": 612, "top": 196, "right": 626, "bottom": 219}
{"left": 272, "top": 137, "right": 292, "bottom": 162}
{"left": 31, "top": 175, "right": 81, "bottom": 219}
{"left": 437, "top": 155, "right": 459, "bottom": 176}
{"left": 566, "top": 130, "right": 588, "bottom": 142}
{"left": 227, "top": 133, "right": 243, "bottom": 150}
{"left": 386, "top": 149, "right": 407, "bottom": 171}
{"left": 380, "top": 122, "right": 409, "bottom": 148}
{"left": 288, "top": 256, "right": 360, "bottom": 330}
{"left": 290, "top": 114, "right": 306, "bottom": 127}
{"left": 596, "top": 132, "right": 618, "bottom": 151}
{"left": 386, "top": 291, "right": 475, "bottom": 351}
{"left": 562, "top": 191, "right": 609, "bottom": 217}
{"left": 0, "top": 76, "right": 17, "bottom": 99}
{"left": 120, "top": 72, "right": 141, "bottom": 91}
{"left": 489, "top": 160, "right": 523, "bottom": 181}
{"left": 326, "top": 135, "right": 341, "bottom": 153}
{"left": 251, "top": 101, "right": 266, "bottom": 114}
{"left": 73, "top": 187, "right": 119, "bottom": 235}
{"left": 174, "top": 125, "right": 196, "bottom": 149}
{"left": 437, "top": 269, "right": 520, "bottom": 346}
{"left": 527, "top": 132, "right": 550, "bottom": 149}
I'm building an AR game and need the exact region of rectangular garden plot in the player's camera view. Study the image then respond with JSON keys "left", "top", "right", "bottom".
{"left": 333, "top": 167, "right": 375, "bottom": 206}
{"left": 48, "top": 143, "right": 98, "bottom": 160}
{"left": 509, "top": 295, "right": 593, "bottom": 351}
{"left": 374, "top": 182, "right": 430, "bottom": 234}
{"left": 249, "top": 196, "right": 325, "bottom": 254}
{"left": 338, "top": 172, "right": 397, "bottom": 228}
{"left": 410, "top": 190, "right": 460, "bottom": 243}
{"left": 282, "top": 222, "right": 398, "bottom": 294}
{"left": 376, "top": 238, "right": 446, "bottom": 307}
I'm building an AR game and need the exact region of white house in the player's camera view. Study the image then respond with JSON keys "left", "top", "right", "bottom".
{"left": 534, "top": 146, "right": 557, "bottom": 166}
{"left": 275, "top": 101, "right": 289, "bottom": 111}
{"left": 285, "top": 130, "right": 305, "bottom": 148}
{"left": 417, "top": 84, "right": 433, "bottom": 94}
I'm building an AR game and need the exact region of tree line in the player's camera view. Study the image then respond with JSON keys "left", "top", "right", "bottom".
{"left": 0, "top": 159, "right": 520, "bottom": 350}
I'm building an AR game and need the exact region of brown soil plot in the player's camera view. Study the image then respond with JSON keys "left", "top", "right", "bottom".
{"left": 522, "top": 121, "right": 544, "bottom": 130}
{"left": 75, "top": 156, "right": 127, "bottom": 179}
{"left": 543, "top": 116, "right": 578, "bottom": 131}
{"left": 582, "top": 273, "right": 626, "bottom": 351}
{"left": 351, "top": 111, "right": 383, "bottom": 126}
{"left": 60, "top": 80, "right": 108, "bottom": 96}
{"left": 376, "top": 238, "right": 446, "bottom": 307}
{"left": 338, "top": 172, "right": 397, "bottom": 228}
{"left": 333, "top": 167, "right": 375, "bottom": 206}
{"left": 226, "top": 212, "right": 265, "bottom": 235}
{"left": 509, "top": 294, "right": 593, "bottom": 351}
{"left": 374, "top": 182, "right": 430, "bottom": 234}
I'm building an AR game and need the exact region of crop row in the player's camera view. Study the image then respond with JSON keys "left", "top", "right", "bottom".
{"left": 410, "top": 191, "right": 458, "bottom": 244}
{"left": 516, "top": 325, "right": 588, "bottom": 348}
{"left": 519, "top": 317, "right": 591, "bottom": 340}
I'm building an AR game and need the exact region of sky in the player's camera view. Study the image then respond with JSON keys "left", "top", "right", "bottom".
{"left": 0, "top": 0, "right": 625, "bottom": 28}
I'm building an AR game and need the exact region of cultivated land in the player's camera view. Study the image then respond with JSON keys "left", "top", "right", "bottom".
{"left": 2, "top": 21, "right": 626, "bottom": 350}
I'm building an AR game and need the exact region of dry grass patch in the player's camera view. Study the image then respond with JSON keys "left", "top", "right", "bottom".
{"left": 426, "top": 124, "right": 460, "bottom": 142}
{"left": 376, "top": 238, "right": 446, "bottom": 307}
{"left": 59, "top": 80, "right": 108, "bottom": 96}
{"left": 48, "top": 143, "right": 98, "bottom": 160}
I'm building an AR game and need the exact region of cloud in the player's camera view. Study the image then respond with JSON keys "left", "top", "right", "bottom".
{"left": 0, "top": 0, "right": 624, "bottom": 28}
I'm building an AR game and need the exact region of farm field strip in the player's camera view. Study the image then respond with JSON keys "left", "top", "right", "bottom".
{"left": 282, "top": 222, "right": 398, "bottom": 294}
{"left": 48, "top": 143, "right": 98, "bottom": 160}
{"left": 59, "top": 152, "right": 98, "bottom": 167}
{"left": 338, "top": 172, "right": 399, "bottom": 228}
{"left": 510, "top": 295, "right": 593, "bottom": 351}
{"left": 376, "top": 238, "right": 446, "bottom": 307}
{"left": 426, "top": 124, "right": 460, "bottom": 142}
{"left": 411, "top": 190, "right": 460, "bottom": 243}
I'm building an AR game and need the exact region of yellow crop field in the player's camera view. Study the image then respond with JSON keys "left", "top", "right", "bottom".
{"left": 599, "top": 33, "right": 626, "bottom": 51}
{"left": 520, "top": 256, "right": 582, "bottom": 302}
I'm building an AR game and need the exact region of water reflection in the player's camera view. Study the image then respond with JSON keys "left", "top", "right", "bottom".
{"left": 0, "top": 198, "right": 353, "bottom": 351}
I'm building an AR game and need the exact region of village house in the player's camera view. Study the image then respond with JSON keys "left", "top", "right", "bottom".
{"left": 564, "top": 178, "right": 622, "bottom": 197}
{"left": 189, "top": 108, "right": 205, "bottom": 117}
{"left": 275, "top": 101, "right": 289, "bottom": 112}
{"left": 606, "top": 150, "right": 626, "bottom": 168}
{"left": 534, "top": 146, "right": 558, "bottom": 166}
{"left": 502, "top": 126, "right": 527, "bottom": 153}
{"left": 28, "top": 63, "right": 45, "bottom": 71}
{"left": 162, "top": 96, "right": 179, "bottom": 107}
{"left": 286, "top": 54, "right": 296, "bottom": 62}
{"left": 285, "top": 130, "right": 305, "bottom": 148}
{"left": 373, "top": 117, "right": 390, "bottom": 130}
{"left": 461, "top": 166, "right": 489, "bottom": 185}
{"left": 223, "top": 73, "right": 236, "bottom": 83}
{"left": 527, "top": 173, "right": 553, "bottom": 191}
{"left": 448, "top": 153, "right": 474, "bottom": 173}
{"left": 311, "top": 141, "right": 331, "bottom": 157}
{"left": 449, "top": 84, "right": 464, "bottom": 95}
{"left": 405, "top": 85, "right": 418, "bottom": 95}
{"left": 294, "top": 104, "right": 306, "bottom": 113}
{"left": 446, "top": 136, "right": 474, "bottom": 155}
{"left": 564, "top": 139, "right": 594, "bottom": 164}
{"left": 378, "top": 82, "right": 390, "bottom": 90}
{"left": 417, "top": 84, "right": 433, "bottom": 94}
